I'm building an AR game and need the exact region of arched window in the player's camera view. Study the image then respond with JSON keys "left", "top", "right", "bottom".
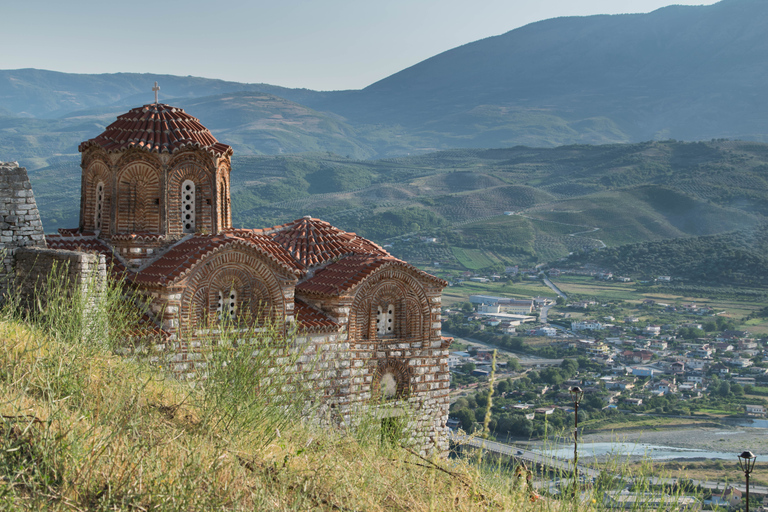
{"left": 376, "top": 303, "right": 395, "bottom": 337}
{"left": 181, "top": 180, "right": 196, "bottom": 233}
{"left": 94, "top": 181, "right": 105, "bottom": 230}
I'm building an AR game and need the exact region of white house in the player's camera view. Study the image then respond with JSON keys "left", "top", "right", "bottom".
{"left": 572, "top": 321, "right": 604, "bottom": 331}
{"left": 643, "top": 325, "right": 661, "bottom": 336}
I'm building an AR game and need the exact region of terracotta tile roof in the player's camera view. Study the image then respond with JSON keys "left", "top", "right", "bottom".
{"left": 133, "top": 232, "right": 302, "bottom": 286}
{"left": 293, "top": 299, "right": 338, "bottom": 332}
{"left": 124, "top": 312, "right": 170, "bottom": 339}
{"left": 267, "top": 217, "right": 390, "bottom": 268}
{"left": 45, "top": 235, "right": 126, "bottom": 275}
{"left": 78, "top": 103, "right": 233, "bottom": 157}
{"left": 296, "top": 254, "right": 391, "bottom": 296}
{"left": 296, "top": 254, "right": 447, "bottom": 296}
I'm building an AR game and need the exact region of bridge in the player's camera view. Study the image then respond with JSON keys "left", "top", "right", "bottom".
{"left": 449, "top": 431, "right": 598, "bottom": 480}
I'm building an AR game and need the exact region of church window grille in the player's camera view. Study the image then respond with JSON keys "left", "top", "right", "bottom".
{"left": 95, "top": 181, "right": 105, "bottom": 230}
{"left": 181, "top": 180, "right": 196, "bottom": 233}
{"left": 376, "top": 304, "right": 395, "bottom": 336}
{"left": 216, "top": 288, "right": 237, "bottom": 321}
{"left": 228, "top": 289, "right": 237, "bottom": 320}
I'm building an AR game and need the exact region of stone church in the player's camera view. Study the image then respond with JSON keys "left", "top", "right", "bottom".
{"left": 44, "top": 100, "right": 451, "bottom": 453}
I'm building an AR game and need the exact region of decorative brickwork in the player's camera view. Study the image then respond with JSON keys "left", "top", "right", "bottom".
{"left": 45, "top": 103, "right": 452, "bottom": 456}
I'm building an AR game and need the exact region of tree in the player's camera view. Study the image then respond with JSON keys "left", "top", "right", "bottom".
{"left": 731, "top": 383, "right": 744, "bottom": 396}
{"left": 461, "top": 362, "right": 476, "bottom": 374}
{"left": 540, "top": 367, "right": 564, "bottom": 385}
{"left": 560, "top": 358, "right": 578, "bottom": 377}
{"left": 453, "top": 409, "right": 475, "bottom": 432}
{"left": 717, "top": 381, "right": 731, "bottom": 397}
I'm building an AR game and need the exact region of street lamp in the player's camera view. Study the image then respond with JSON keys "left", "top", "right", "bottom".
{"left": 570, "top": 385, "right": 584, "bottom": 495}
{"left": 738, "top": 450, "right": 757, "bottom": 512}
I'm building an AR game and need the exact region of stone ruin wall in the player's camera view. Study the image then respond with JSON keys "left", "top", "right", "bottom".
{"left": 14, "top": 246, "right": 107, "bottom": 312}
{"left": 0, "top": 162, "right": 46, "bottom": 295}
{"left": 0, "top": 161, "right": 104, "bottom": 308}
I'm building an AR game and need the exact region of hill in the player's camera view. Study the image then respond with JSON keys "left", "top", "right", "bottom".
{"left": 5, "top": 1, "right": 768, "bottom": 158}
{"left": 29, "top": 140, "right": 768, "bottom": 279}
{"left": 309, "top": 0, "right": 768, "bottom": 148}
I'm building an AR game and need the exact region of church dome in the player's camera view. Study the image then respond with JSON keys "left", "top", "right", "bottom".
{"left": 79, "top": 103, "right": 232, "bottom": 157}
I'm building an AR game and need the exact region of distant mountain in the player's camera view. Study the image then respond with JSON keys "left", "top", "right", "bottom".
{"left": 3, "top": 0, "right": 768, "bottom": 163}
{"left": 304, "top": 0, "right": 768, "bottom": 147}
{"left": 0, "top": 69, "right": 326, "bottom": 118}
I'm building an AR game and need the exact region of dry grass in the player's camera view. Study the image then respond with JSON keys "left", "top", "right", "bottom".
{"left": 0, "top": 314, "right": 568, "bottom": 511}
{"left": 0, "top": 270, "right": 697, "bottom": 511}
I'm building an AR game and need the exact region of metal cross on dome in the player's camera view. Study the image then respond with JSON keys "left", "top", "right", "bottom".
{"left": 152, "top": 82, "right": 160, "bottom": 104}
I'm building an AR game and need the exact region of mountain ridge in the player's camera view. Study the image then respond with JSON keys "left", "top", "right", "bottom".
{"left": 3, "top": 0, "right": 768, "bottom": 162}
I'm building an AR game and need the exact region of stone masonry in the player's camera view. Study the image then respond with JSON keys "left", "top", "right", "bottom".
{"left": 0, "top": 162, "right": 46, "bottom": 295}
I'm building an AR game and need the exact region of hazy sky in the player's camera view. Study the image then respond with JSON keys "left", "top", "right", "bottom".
{"left": 2, "top": 0, "right": 720, "bottom": 91}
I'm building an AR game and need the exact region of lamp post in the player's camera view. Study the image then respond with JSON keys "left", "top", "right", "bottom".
{"left": 738, "top": 450, "right": 757, "bottom": 512}
{"left": 570, "top": 385, "right": 584, "bottom": 496}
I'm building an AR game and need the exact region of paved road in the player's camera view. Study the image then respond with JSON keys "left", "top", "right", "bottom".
{"left": 541, "top": 276, "right": 567, "bottom": 300}
{"left": 539, "top": 304, "right": 552, "bottom": 324}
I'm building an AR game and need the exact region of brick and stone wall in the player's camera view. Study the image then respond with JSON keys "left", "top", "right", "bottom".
{"left": 14, "top": 246, "right": 107, "bottom": 311}
{"left": 0, "top": 162, "right": 46, "bottom": 295}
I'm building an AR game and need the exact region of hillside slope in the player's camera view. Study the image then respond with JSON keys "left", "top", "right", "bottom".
{"left": 308, "top": 0, "right": 768, "bottom": 147}
{"left": 29, "top": 140, "right": 768, "bottom": 276}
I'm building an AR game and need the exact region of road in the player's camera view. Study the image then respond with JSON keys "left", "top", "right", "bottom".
{"left": 541, "top": 276, "right": 567, "bottom": 300}
{"left": 539, "top": 304, "right": 552, "bottom": 324}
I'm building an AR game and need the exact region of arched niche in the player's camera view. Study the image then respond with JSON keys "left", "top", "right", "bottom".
{"left": 167, "top": 160, "right": 214, "bottom": 236}
{"left": 179, "top": 245, "right": 286, "bottom": 330}
{"left": 115, "top": 161, "right": 161, "bottom": 234}
{"left": 349, "top": 266, "right": 431, "bottom": 343}
{"left": 82, "top": 160, "right": 112, "bottom": 233}
{"left": 370, "top": 358, "right": 413, "bottom": 401}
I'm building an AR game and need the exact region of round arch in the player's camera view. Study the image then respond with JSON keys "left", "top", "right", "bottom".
{"left": 179, "top": 245, "right": 286, "bottom": 330}
{"left": 348, "top": 265, "right": 432, "bottom": 343}
{"left": 167, "top": 158, "right": 215, "bottom": 236}
{"left": 83, "top": 160, "right": 112, "bottom": 232}
{"left": 114, "top": 160, "right": 161, "bottom": 234}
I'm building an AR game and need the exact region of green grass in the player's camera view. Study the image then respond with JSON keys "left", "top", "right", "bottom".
{"left": 451, "top": 247, "right": 496, "bottom": 270}
{"left": 442, "top": 279, "right": 555, "bottom": 306}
